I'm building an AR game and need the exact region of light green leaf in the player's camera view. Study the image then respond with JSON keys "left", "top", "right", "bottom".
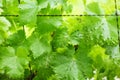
{"left": 16, "top": 46, "right": 30, "bottom": 67}
{"left": 7, "top": 30, "right": 26, "bottom": 45}
{"left": 88, "top": 45, "right": 110, "bottom": 67}
{"left": 86, "top": 2, "right": 103, "bottom": 15}
{"left": 51, "top": 28, "right": 69, "bottom": 50}
{"left": 2, "top": 56, "right": 24, "bottom": 78}
{"left": 89, "top": 45, "right": 107, "bottom": 60}
{"left": 37, "top": 17, "right": 61, "bottom": 35}
{"left": 30, "top": 38, "right": 51, "bottom": 59}
{"left": 30, "top": 39, "right": 45, "bottom": 58}
{"left": 106, "top": 16, "right": 119, "bottom": 43}
{"left": 2, "top": 0, "right": 18, "bottom": 14}
{"left": 75, "top": 45, "right": 93, "bottom": 78}
{"left": 19, "top": 0, "right": 38, "bottom": 25}
{"left": 0, "top": 47, "right": 25, "bottom": 78}
{"left": 37, "top": 0, "right": 72, "bottom": 14}
{"left": 0, "top": 17, "right": 11, "bottom": 31}
{"left": 54, "top": 60, "right": 79, "bottom": 80}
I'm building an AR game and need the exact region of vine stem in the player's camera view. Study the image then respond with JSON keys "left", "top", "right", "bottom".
{"left": 23, "top": 26, "right": 25, "bottom": 32}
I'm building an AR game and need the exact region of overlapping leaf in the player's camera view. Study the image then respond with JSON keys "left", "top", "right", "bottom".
{"left": 0, "top": 46, "right": 30, "bottom": 79}
{"left": 19, "top": 0, "right": 38, "bottom": 25}
{"left": 1, "top": 0, "right": 19, "bottom": 15}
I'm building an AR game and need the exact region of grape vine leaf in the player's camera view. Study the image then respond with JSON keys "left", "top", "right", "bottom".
{"left": 0, "top": 17, "right": 11, "bottom": 31}
{"left": 36, "top": 17, "right": 61, "bottom": 35}
{"left": 54, "top": 60, "right": 79, "bottom": 80}
{"left": 0, "top": 46, "right": 29, "bottom": 78}
{"left": 2, "top": 0, "right": 19, "bottom": 15}
{"left": 30, "top": 35, "right": 51, "bottom": 59}
{"left": 6, "top": 30, "right": 26, "bottom": 45}
{"left": 86, "top": 2, "right": 103, "bottom": 15}
{"left": 19, "top": 0, "right": 38, "bottom": 25}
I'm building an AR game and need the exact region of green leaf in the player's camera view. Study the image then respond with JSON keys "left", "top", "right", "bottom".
{"left": 16, "top": 46, "right": 30, "bottom": 67}
{"left": 30, "top": 39, "right": 45, "bottom": 59}
{"left": 19, "top": 0, "right": 38, "bottom": 25}
{"left": 39, "top": 4, "right": 63, "bottom": 15}
{"left": 36, "top": 17, "right": 61, "bottom": 35}
{"left": 106, "top": 16, "right": 118, "bottom": 43}
{"left": 51, "top": 48, "right": 87, "bottom": 80}
{"left": 37, "top": 0, "right": 48, "bottom": 10}
{"left": 2, "top": 56, "right": 24, "bottom": 78}
{"left": 86, "top": 2, "right": 103, "bottom": 15}
{"left": 54, "top": 60, "right": 79, "bottom": 80}
{"left": 30, "top": 36, "right": 51, "bottom": 59}
{"left": 0, "top": 47, "right": 24, "bottom": 78}
{"left": 33, "top": 66, "right": 54, "bottom": 80}
{"left": 0, "top": 0, "right": 120, "bottom": 79}
{"left": 0, "top": 17, "right": 11, "bottom": 31}
{"left": 37, "top": 0, "right": 72, "bottom": 14}
{"left": 2, "top": 0, "right": 18, "bottom": 15}
{"left": 75, "top": 45, "right": 93, "bottom": 78}
{"left": 88, "top": 45, "right": 109, "bottom": 63}
{"left": 52, "top": 27, "right": 69, "bottom": 50}
{"left": 6, "top": 30, "right": 26, "bottom": 45}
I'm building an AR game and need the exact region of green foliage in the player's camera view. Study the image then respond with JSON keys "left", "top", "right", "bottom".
{"left": 0, "top": 0, "right": 120, "bottom": 80}
{"left": 0, "top": 46, "right": 29, "bottom": 79}
{"left": 19, "top": 0, "right": 38, "bottom": 25}
{"left": 1, "top": 0, "right": 19, "bottom": 15}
